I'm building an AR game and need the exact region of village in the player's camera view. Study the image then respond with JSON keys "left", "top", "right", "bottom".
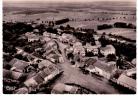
{"left": 3, "top": 17, "right": 136, "bottom": 94}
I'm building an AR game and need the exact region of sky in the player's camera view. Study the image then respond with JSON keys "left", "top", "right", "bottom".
{"left": 3, "top": 0, "right": 136, "bottom": 3}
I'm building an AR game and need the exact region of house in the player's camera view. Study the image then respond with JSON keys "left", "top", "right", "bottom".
{"left": 109, "top": 38, "right": 116, "bottom": 41}
{"left": 60, "top": 33, "right": 76, "bottom": 44}
{"left": 25, "top": 32, "right": 39, "bottom": 42}
{"left": 100, "top": 45, "right": 116, "bottom": 57}
{"left": 42, "top": 40, "right": 63, "bottom": 63}
{"left": 59, "top": 56, "right": 64, "bottom": 63}
{"left": 9, "top": 58, "right": 29, "bottom": 73}
{"left": 38, "top": 60, "right": 53, "bottom": 69}
{"left": 51, "top": 34, "right": 57, "bottom": 39}
{"left": 125, "top": 68, "right": 136, "bottom": 78}
{"left": 65, "top": 46, "right": 74, "bottom": 57}
{"left": 32, "top": 23, "right": 37, "bottom": 28}
{"left": 117, "top": 68, "right": 136, "bottom": 92}
{"left": 24, "top": 64, "right": 62, "bottom": 87}
{"left": 46, "top": 53, "right": 63, "bottom": 63}
{"left": 51, "top": 83, "right": 78, "bottom": 94}
{"left": 33, "top": 29, "right": 39, "bottom": 34}
{"left": 43, "top": 31, "right": 51, "bottom": 37}
{"left": 73, "top": 42, "right": 82, "bottom": 48}
{"left": 25, "top": 32, "right": 33, "bottom": 37}
{"left": 93, "top": 35, "right": 99, "bottom": 41}
{"left": 57, "top": 28, "right": 62, "bottom": 35}
{"left": 95, "top": 40, "right": 101, "bottom": 48}
{"left": 42, "top": 48, "right": 61, "bottom": 60}
{"left": 41, "top": 36, "right": 51, "bottom": 43}
{"left": 84, "top": 58, "right": 117, "bottom": 79}
{"left": 85, "top": 43, "right": 98, "bottom": 55}
{"left": 14, "top": 87, "right": 29, "bottom": 94}
{"left": 73, "top": 42, "right": 85, "bottom": 57}
{"left": 73, "top": 47, "right": 85, "bottom": 57}
{"left": 28, "top": 34, "right": 39, "bottom": 43}
{"left": 3, "top": 69, "right": 24, "bottom": 80}
{"left": 43, "top": 40, "right": 58, "bottom": 51}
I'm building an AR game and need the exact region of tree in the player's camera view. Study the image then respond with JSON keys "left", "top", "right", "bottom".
{"left": 67, "top": 53, "right": 74, "bottom": 60}
{"left": 107, "top": 54, "right": 116, "bottom": 62}
{"left": 116, "top": 56, "right": 124, "bottom": 69}
{"left": 98, "top": 32, "right": 108, "bottom": 47}
{"left": 98, "top": 48, "right": 104, "bottom": 58}
{"left": 59, "top": 25, "right": 64, "bottom": 30}
{"left": 24, "top": 45, "right": 34, "bottom": 53}
{"left": 14, "top": 54, "right": 23, "bottom": 60}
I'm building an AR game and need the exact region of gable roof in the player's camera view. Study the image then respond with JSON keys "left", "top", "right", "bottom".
{"left": 93, "top": 60, "right": 116, "bottom": 73}
{"left": 9, "top": 58, "right": 19, "bottom": 66}
{"left": 9, "top": 58, "right": 29, "bottom": 71}
{"left": 52, "top": 83, "right": 78, "bottom": 93}
{"left": 85, "top": 58, "right": 116, "bottom": 73}
{"left": 3, "top": 69, "right": 23, "bottom": 80}
{"left": 117, "top": 74, "right": 136, "bottom": 91}
{"left": 85, "top": 58, "right": 97, "bottom": 67}
{"left": 33, "top": 64, "right": 59, "bottom": 84}
{"left": 38, "top": 60, "right": 53, "bottom": 69}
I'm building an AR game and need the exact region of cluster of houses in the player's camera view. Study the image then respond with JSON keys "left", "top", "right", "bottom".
{"left": 81, "top": 57, "right": 117, "bottom": 79}
{"left": 116, "top": 68, "right": 136, "bottom": 92}
{"left": 79, "top": 56, "right": 136, "bottom": 92}
{"left": 58, "top": 31, "right": 136, "bottom": 93}
{"left": 23, "top": 30, "right": 65, "bottom": 64}
{"left": 25, "top": 32, "right": 40, "bottom": 43}
{"left": 3, "top": 30, "right": 66, "bottom": 93}
{"left": 63, "top": 34, "right": 116, "bottom": 67}
{"left": 100, "top": 45, "right": 116, "bottom": 57}
{"left": 64, "top": 41, "right": 85, "bottom": 66}
{"left": 42, "top": 32, "right": 64, "bottom": 63}
{"left": 3, "top": 56, "right": 63, "bottom": 93}
{"left": 58, "top": 33, "right": 76, "bottom": 45}
{"left": 3, "top": 18, "right": 136, "bottom": 94}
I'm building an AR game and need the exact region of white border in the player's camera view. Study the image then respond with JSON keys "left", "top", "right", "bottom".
{"left": 0, "top": 0, "right": 138, "bottom": 99}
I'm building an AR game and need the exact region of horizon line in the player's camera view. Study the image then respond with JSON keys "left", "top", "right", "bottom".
{"left": 3, "top": 0, "right": 136, "bottom": 3}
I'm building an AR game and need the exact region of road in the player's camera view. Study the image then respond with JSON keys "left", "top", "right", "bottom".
{"left": 55, "top": 40, "right": 123, "bottom": 94}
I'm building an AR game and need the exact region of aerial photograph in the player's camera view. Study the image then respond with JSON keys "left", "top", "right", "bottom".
{"left": 3, "top": 0, "right": 136, "bottom": 94}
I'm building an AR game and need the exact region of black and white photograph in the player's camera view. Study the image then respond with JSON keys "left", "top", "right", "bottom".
{"left": 2, "top": 0, "right": 136, "bottom": 94}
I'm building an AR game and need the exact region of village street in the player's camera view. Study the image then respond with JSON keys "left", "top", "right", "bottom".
{"left": 54, "top": 39, "right": 123, "bottom": 94}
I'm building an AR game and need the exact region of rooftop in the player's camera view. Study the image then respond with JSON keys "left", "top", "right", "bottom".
{"left": 52, "top": 83, "right": 78, "bottom": 94}
{"left": 100, "top": 45, "right": 115, "bottom": 52}
{"left": 9, "top": 58, "right": 29, "bottom": 71}
{"left": 85, "top": 58, "right": 116, "bottom": 73}
{"left": 38, "top": 60, "right": 53, "bottom": 69}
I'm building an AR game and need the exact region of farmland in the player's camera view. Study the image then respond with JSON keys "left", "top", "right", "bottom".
{"left": 97, "top": 28, "right": 136, "bottom": 40}
{"left": 3, "top": 1, "right": 136, "bottom": 40}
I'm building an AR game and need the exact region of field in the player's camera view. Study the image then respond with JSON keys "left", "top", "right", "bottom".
{"left": 97, "top": 28, "right": 136, "bottom": 40}
{"left": 3, "top": 1, "right": 136, "bottom": 40}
